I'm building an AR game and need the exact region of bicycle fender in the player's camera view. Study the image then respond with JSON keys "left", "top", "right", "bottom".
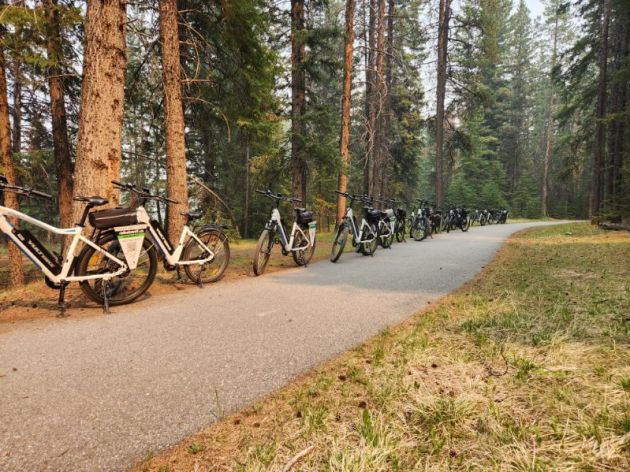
{"left": 197, "top": 224, "right": 228, "bottom": 233}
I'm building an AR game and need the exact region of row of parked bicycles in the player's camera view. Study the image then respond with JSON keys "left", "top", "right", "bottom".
{"left": 329, "top": 192, "right": 508, "bottom": 262}
{"left": 0, "top": 174, "right": 507, "bottom": 314}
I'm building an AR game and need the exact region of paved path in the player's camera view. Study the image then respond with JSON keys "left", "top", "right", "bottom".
{"left": 0, "top": 221, "right": 567, "bottom": 471}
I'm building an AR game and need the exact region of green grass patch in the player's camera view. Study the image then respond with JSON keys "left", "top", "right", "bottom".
{"left": 137, "top": 223, "right": 630, "bottom": 471}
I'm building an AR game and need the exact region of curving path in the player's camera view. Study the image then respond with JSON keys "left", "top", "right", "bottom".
{"left": 0, "top": 221, "right": 567, "bottom": 471}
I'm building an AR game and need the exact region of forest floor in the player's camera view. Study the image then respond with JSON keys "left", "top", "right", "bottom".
{"left": 0, "top": 233, "right": 336, "bottom": 325}
{"left": 134, "top": 222, "right": 630, "bottom": 471}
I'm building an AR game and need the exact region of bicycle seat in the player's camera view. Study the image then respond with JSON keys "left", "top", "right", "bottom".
{"left": 293, "top": 207, "right": 307, "bottom": 213}
{"left": 182, "top": 210, "right": 203, "bottom": 220}
{"left": 74, "top": 196, "right": 109, "bottom": 207}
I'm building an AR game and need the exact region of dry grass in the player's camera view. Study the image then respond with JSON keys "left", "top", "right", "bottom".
{"left": 134, "top": 223, "right": 630, "bottom": 472}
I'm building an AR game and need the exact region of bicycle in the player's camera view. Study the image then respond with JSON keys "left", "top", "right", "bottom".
{"left": 252, "top": 189, "right": 316, "bottom": 276}
{"left": 388, "top": 199, "right": 407, "bottom": 243}
{"left": 90, "top": 181, "right": 230, "bottom": 291}
{"left": 444, "top": 205, "right": 470, "bottom": 232}
{"left": 0, "top": 175, "right": 157, "bottom": 314}
{"left": 409, "top": 199, "right": 431, "bottom": 241}
{"left": 374, "top": 196, "right": 395, "bottom": 249}
{"left": 330, "top": 192, "right": 379, "bottom": 262}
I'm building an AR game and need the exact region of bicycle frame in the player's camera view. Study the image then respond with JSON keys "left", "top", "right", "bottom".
{"left": 266, "top": 208, "right": 315, "bottom": 251}
{"left": 144, "top": 216, "right": 216, "bottom": 266}
{"left": 0, "top": 205, "right": 128, "bottom": 284}
{"left": 345, "top": 207, "right": 376, "bottom": 244}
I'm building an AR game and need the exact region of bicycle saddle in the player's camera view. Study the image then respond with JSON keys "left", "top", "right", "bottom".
{"left": 293, "top": 207, "right": 307, "bottom": 213}
{"left": 182, "top": 210, "right": 203, "bottom": 220}
{"left": 73, "top": 196, "right": 109, "bottom": 207}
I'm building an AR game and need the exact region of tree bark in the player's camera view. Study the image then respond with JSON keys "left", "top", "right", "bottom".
{"left": 435, "top": 0, "right": 451, "bottom": 207}
{"left": 606, "top": 17, "right": 628, "bottom": 208}
{"left": 11, "top": 59, "right": 21, "bottom": 155}
{"left": 380, "top": 0, "right": 394, "bottom": 199}
{"left": 44, "top": 0, "right": 74, "bottom": 230}
{"left": 542, "top": 13, "right": 559, "bottom": 217}
{"left": 372, "top": 0, "right": 386, "bottom": 199}
{"left": 364, "top": 0, "right": 377, "bottom": 195}
{"left": 291, "top": 0, "right": 307, "bottom": 202}
{"left": 160, "top": 0, "right": 189, "bottom": 244}
{"left": 590, "top": 0, "right": 610, "bottom": 217}
{"left": 0, "top": 46, "right": 25, "bottom": 286}
{"left": 72, "top": 0, "right": 127, "bottom": 225}
{"left": 336, "top": 0, "right": 355, "bottom": 226}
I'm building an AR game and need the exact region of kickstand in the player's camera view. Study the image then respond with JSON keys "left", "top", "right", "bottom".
{"left": 102, "top": 280, "right": 111, "bottom": 314}
{"left": 196, "top": 266, "right": 206, "bottom": 288}
{"left": 174, "top": 266, "right": 186, "bottom": 283}
{"left": 57, "top": 282, "right": 69, "bottom": 317}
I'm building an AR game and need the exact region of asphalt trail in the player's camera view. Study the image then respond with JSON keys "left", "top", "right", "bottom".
{"left": 0, "top": 221, "right": 567, "bottom": 471}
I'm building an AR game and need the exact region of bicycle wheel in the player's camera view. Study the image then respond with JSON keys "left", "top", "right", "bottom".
{"left": 76, "top": 232, "right": 158, "bottom": 306}
{"left": 412, "top": 218, "right": 428, "bottom": 241}
{"left": 252, "top": 229, "right": 273, "bottom": 276}
{"left": 183, "top": 228, "right": 230, "bottom": 284}
{"left": 395, "top": 220, "right": 406, "bottom": 242}
{"left": 360, "top": 223, "right": 378, "bottom": 256}
{"left": 379, "top": 221, "right": 394, "bottom": 248}
{"left": 330, "top": 223, "right": 349, "bottom": 262}
{"left": 461, "top": 216, "right": 471, "bottom": 232}
{"left": 292, "top": 229, "right": 316, "bottom": 266}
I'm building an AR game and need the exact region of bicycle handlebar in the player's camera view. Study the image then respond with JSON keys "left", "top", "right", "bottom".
{"left": 112, "top": 180, "right": 180, "bottom": 205}
{"left": 255, "top": 189, "right": 301, "bottom": 203}
{"left": 0, "top": 178, "right": 53, "bottom": 200}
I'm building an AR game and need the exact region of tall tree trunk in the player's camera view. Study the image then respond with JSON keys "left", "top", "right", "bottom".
{"left": 606, "top": 17, "right": 628, "bottom": 209}
{"left": 336, "top": 0, "right": 355, "bottom": 225}
{"left": 590, "top": 0, "right": 610, "bottom": 217}
{"left": 542, "top": 14, "right": 559, "bottom": 217}
{"left": 0, "top": 46, "right": 25, "bottom": 286}
{"left": 72, "top": 0, "right": 127, "bottom": 225}
{"left": 11, "top": 60, "right": 21, "bottom": 155}
{"left": 44, "top": 0, "right": 73, "bottom": 230}
{"left": 291, "top": 0, "right": 307, "bottom": 202}
{"left": 364, "top": 0, "right": 377, "bottom": 195}
{"left": 244, "top": 139, "right": 250, "bottom": 238}
{"left": 380, "top": 0, "right": 394, "bottom": 199}
{"left": 372, "top": 0, "right": 386, "bottom": 199}
{"left": 160, "top": 0, "right": 189, "bottom": 243}
{"left": 435, "top": 0, "right": 451, "bottom": 207}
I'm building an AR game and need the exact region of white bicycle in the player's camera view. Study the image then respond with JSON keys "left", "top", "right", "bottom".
{"left": 252, "top": 189, "right": 317, "bottom": 276}
{"left": 330, "top": 191, "right": 379, "bottom": 262}
{"left": 83, "top": 181, "right": 231, "bottom": 300}
{"left": 0, "top": 175, "right": 156, "bottom": 314}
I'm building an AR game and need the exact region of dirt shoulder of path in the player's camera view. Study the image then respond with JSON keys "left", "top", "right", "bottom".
{"left": 0, "top": 236, "right": 333, "bottom": 329}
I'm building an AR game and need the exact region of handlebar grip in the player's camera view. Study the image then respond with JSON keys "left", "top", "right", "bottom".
{"left": 31, "top": 189, "right": 53, "bottom": 200}
{"left": 111, "top": 180, "right": 124, "bottom": 187}
{"left": 255, "top": 189, "right": 268, "bottom": 195}
{"left": 164, "top": 197, "right": 179, "bottom": 204}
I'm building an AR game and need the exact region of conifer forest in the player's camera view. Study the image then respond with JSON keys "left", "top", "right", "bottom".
{"left": 0, "top": 0, "right": 629, "bottom": 287}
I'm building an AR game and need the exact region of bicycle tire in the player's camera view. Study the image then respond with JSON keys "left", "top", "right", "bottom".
{"left": 379, "top": 221, "right": 394, "bottom": 248}
{"left": 360, "top": 223, "right": 378, "bottom": 256}
{"left": 330, "top": 223, "right": 349, "bottom": 262}
{"left": 395, "top": 220, "right": 406, "bottom": 242}
{"left": 292, "top": 229, "right": 316, "bottom": 266}
{"left": 252, "top": 229, "right": 273, "bottom": 276}
{"left": 182, "top": 228, "right": 230, "bottom": 284}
